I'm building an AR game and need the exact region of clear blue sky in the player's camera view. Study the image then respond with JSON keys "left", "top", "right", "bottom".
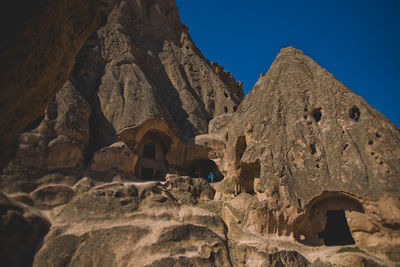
{"left": 176, "top": 0, "right": 400, "bottom": 127}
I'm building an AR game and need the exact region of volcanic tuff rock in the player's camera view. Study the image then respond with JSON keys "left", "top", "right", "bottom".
{"left": 1, "top": 0, "right": 243, "bottom": 192}
{"left": 1, "top": 0, "right": 400, "bottom": 266}
{"left": 198, "top": 46, "right": 400, "bottom": 260}
{"left": 0, "top": 0, "right": 115, "bottom": 169}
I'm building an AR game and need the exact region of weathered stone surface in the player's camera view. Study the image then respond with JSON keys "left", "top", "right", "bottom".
{"left": 198, "top": 46, "right": 400, "bottom": 264}
{"left": 30, "top": 184, "right": 74, "bottom": 209}
{"left": 88, "top": 141, "right": 134, "bottom": 180}
{"left": 0, "top": 193, "right": 50, "bottom": 267}
{"left": 1, "top": 0, "right": 400, "bottom": 266}
{"left": 0, "top": 81, "right": 90, "bottom": 193}
{"left": 164, "top": 174, "right": 215, "bottom": 204}
{"left": 0, "top": 0, "right": 105, "bottom": 169}
{"left": 31, "top": 176, "right": 231, "bottom": 266}
{"left": 72, "top": 0, "right": 242, "bottom": 149}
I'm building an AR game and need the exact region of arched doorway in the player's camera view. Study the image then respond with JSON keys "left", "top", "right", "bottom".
{"left": 143, "top": 143, "right": 156, "bottom": 159}
{"left": 318, "top": 210, "right": 355, "bottom": 246}
{"left": 293, "top": 192, "right": 363, "bottom": 246}
{"left": 135, "top": 130, "right": 172, "bottom": 181}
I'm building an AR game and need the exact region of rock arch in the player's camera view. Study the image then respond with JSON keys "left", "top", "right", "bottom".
{"left": 293, "top": 191, "right": 363, "bottom": 246}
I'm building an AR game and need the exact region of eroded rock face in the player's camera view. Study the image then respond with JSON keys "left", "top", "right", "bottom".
{"left": 0, "top": 193, "right": 50, "bottom": 267}
{"left": 0, "top": 0, "right": 107, "bottom": 169}
{"left": 2, "top": 0, "right": 243, "bottom": 191}
{"left": 199, "top": 46, "right": 400, "bottom": 265}
{"left": 0, "top": 81, "right": 90, "bottom": 193}
{"left": 73, "top": 0, "right": 243, "bottom": 149}
{"left": 1, "top": 0, "right": 400, "bottom": 266}
{"left": 32, "top": 176, "right": 232, "bottom": 266}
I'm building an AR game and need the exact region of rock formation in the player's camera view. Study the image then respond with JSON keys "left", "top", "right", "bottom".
{"left": 1, "top": 0, "right": 400, "bottom": 266}
{"left": 0, "top": 0, "right": 115, "bottom": 169}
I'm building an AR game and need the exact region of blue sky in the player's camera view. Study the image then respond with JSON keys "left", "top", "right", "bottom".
{"left": 176, "top": 0, "right": 400, "bottom": 127}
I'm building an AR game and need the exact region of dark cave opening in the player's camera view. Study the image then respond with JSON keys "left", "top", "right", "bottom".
{"left": 311, "top": 108, "right": 322, "bottom": 123}
{"left": 349, "top": 106, "right": 360, "bottom": 122}
{"left": 238, "top": 161, "right": 260, "bottom": 194}
{"left": 143, "top": 143, "right": 156, "bottom": 159}
{"left": 188, "top": 159, "right": 223, "bottom": 182}
{"left": 141, "top": 167, "right": 154, "bottom": 180}
{"left": 235, "top": 136, "right": 247, "bottom": 166}
{"left": 318, "top": 210, "right": 355, "bottom": 246}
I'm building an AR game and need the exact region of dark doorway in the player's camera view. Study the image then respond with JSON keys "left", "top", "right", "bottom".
{"left": 318, "top": 210, "right": 355, "bottom": 246}
{"left": 143, "top": 143, "right": 156, "bottom": 159}
{"left": 141, "top": 167, "right": 154, "bottom": 180}
{"left": 235, "top": 136, "right": 247, "bottom": 166}
{"left": 188, "top": 159, "right": 223, "bottom": 182}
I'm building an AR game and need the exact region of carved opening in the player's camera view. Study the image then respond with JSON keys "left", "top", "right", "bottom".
{"left": 135, "top": 130, "right": 172, "bottom": 181}
{"left": 239, "top": 161, "right": 260, "bottom": 194}
{"left": 224, "top": 106, "right": 228, "bottom": 113}
{"left": 311, "top": 108, "right": 322, "bottom": 123}
{"left": 143, "top": 143, "right": 156, "bottom": 159}
{"left": 225, "top": 133, "right": 229, "bottom": 141}
{"left": 141, "top": 167, "right": 154, "bottom": 180}
{"left": 293, "top": 192, "right": 363, "bottom": 246}
{"left": 368, "top": 140, "right": 373, "bottom": 145}
{"left": 224, "top": 92, "right": 228, "bottom": 98}
{"left": 187, "top": 159, "right": 223, "bottom": 182}
{"left": 235, "top": 136, "right": 247, "bottom": 166}
{"left": 349, "top": 106, "right": 360, "bottom": 122}
{"left": 318, "top": 210, "right": 355, "bottom": 246}
{"left": 233, "top": 106, "right": 238, "bottom": 112}
{"left": 310, "top": 143, "right": 317, "bottom": 155}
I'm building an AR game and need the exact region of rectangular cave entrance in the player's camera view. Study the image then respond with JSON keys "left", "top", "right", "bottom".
{"left": 318, "top": 210, "right": 355, "bottom": 246}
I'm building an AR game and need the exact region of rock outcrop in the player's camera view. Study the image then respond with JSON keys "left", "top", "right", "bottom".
{"left": 198, "top": 46, "right": 400, "bottom": 265}
{"left": 1, "top": 0, "right": 399, "bottom": 266}
{"left": 1, "top": 0, "right": 243, "bottom": 192}
{"left": 0, "top": 0, "right": 110, "bottom": 169}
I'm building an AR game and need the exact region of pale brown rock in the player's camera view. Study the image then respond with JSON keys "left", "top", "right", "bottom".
{"left": 88, "top": 141, "right": 134, "bottom": 180}
{"left": 30, "top": 184, "right": 74, "bottom": 209}
{"left": 199, "top": 46, "right": 400, "bottom": 265}
{"left": 0, "top": 81, "right": 90, "bottom": 192}
{"left": 1, "top": 0, "right": 400, "bottom": 266}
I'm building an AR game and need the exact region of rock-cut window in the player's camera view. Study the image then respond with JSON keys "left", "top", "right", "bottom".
{"left": 143, "top": 143, "right": 156, "bottom": 159}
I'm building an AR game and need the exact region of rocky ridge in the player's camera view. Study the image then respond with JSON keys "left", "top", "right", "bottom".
{"left": 1, "top": 0, "right": 400, "bottom": 266}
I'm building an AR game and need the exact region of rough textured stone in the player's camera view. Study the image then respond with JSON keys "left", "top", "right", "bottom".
{"left": 0, "top": 82, "right": 90, "bottom": 193}
{"left": 198, "top": 46, "right": 400, "bottom": 264}
{"left": 30, "top": 184, "right": 74, "bottom": 209}
{"left": 0, "top": 0, "right": 105, "bottom": 169}
{"left": 88, "top": 141, "right": 134, "bottom": 180}
{"left": 0, "top": 193, "right": 50, "bottom": 267}
{"left": 1, "top": 0, "right": 400, "bottom": 266}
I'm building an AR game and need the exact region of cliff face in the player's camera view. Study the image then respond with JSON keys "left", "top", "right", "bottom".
{"left": 0, "top": 0, "right": 108, "bottom": 169}
{"left": 207, "top": 46, "right": 400, "bottom": 202}
{"left": 198, "top": 46, "right": 400, "bottom": 258}
{"left": 1, "top": 1, "right": 400, "bottom": 267}
{"left": 76, "top": 0, "right": 242, "bottom": 148}
{"left": 1, "top": 0, "right": 243, "bottom": 192}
